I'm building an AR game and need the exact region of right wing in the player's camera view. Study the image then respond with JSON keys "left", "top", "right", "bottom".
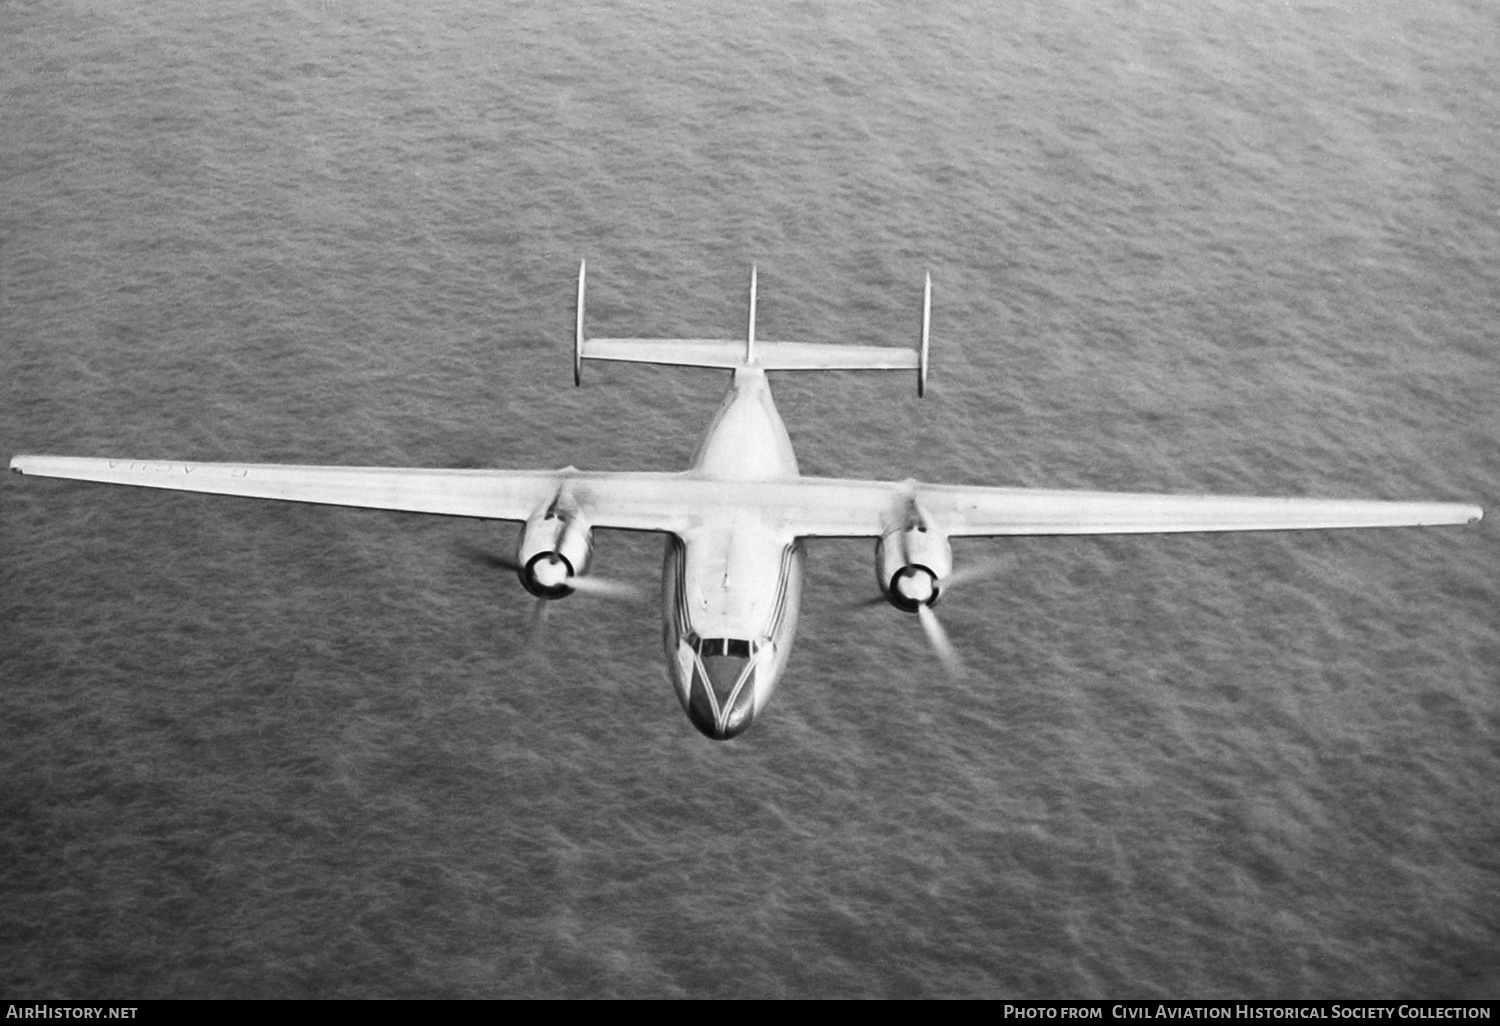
{"left": 904, "top": 482, "right": 1483, "bottom": 537}
{"left": 702, "top": 475, "right": 1483, "bottom": 538}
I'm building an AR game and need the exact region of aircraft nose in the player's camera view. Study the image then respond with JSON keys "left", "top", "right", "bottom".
{"left": 686, "top": 653, "right": 756, "bottom": 740}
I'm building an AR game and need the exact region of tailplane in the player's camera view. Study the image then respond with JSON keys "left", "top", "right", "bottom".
{"left": 574, "top": 262, "right": 931, "bottom": 396}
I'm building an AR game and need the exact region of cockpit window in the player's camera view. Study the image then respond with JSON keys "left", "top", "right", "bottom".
{"left": 696, "top": 636, "right": 754, "bottom": 658}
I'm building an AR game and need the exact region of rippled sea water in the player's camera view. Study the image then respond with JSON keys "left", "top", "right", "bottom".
{"left": 2, "top": 0, "right": 1496, "bottom": 999}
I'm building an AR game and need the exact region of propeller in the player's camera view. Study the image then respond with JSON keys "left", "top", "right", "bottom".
{"left": 853, "top": 555, "right": 1010, "bottom": 677}
{"left": 527, "top": 590, "right": 552, "bottom": 645}
{"left": 566, "top": 575, "right": 640, "bottom": 600}
{"left": 917, "top": 603, "right": 962, "bottom": 676}
{"left": 458, "top": 540, "right": 641, "bottom": 651}
{"left": 456, "top": 543, "right": 642, "bottom": 604}
{"left": 457, "top": 542, "right": 522, "bottom": 574}
{"left": 944, "top": 556, "right": 1009, "bottom": 591}
{"left": 915, "top": 557, "right": 1012, "bottom": 676}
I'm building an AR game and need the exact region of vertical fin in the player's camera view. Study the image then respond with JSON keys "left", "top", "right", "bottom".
{"left": 574, "top": 259, "right": 586, "bottom": 386}
{"left": 918, "top": 271, "right": 931, "bottom": 398}
{"left": 746, "top": 264, "right": 757, "bottom": 366}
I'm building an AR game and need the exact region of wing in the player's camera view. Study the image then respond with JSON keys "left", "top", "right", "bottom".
{"left": 695, "top": 475, "right": 1480, "bottom": 537}
{"left": 7, "top": 455, "right": 697, "bottom": 532}
{"left": 765, "top": 476, "right": 1481, "bottom": 537}
{"left": 917, "top": 482, "right": 1481, "bottom": 535}
{"left": 1, "top": 455, "right": 850, "bottom": 536}
{"left": 10, "top": 455, "right": 1481, "bottom": 537}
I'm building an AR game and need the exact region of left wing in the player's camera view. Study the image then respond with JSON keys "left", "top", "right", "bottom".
{"left": 7, "top": 455, "right": 689, "bottom": 531}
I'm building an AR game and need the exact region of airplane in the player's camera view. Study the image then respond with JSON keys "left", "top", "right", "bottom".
{"left": 9, "top": 263, "right": 1483, "bottom": 740}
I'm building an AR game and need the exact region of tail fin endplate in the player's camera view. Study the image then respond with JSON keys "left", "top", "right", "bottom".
{"left": 573, "top": 261, "right": 930, "bottom": 396}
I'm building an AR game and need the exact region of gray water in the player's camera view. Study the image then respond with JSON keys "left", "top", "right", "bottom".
{"left": 2, "top": 0, "right": 1496, "bottom": 999}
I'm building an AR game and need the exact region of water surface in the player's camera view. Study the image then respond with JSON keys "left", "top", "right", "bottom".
{"left": 2, "top": 0, "right": 1495, "bottom": 999}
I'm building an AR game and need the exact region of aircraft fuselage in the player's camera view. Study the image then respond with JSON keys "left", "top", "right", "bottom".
{"left": 661, "top": 367, "right": 805, "bottom": 738}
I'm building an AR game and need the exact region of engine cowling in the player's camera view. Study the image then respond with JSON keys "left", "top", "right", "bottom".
{"left": 516, "top": 509, "right": 593, "bottom": 599}
{"left": 876, "top": 524, "right": 953, "bottom": 613}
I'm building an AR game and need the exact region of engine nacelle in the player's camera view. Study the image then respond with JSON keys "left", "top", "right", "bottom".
{"left": 516, "top": 509, "right": 593, "bottom": 599}
{"left": 876, "top": 524, "right": 953, "bottom": 613}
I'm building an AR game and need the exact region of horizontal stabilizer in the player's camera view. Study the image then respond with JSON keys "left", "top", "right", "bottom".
{"left": 574, "top": 260, "right": 929, "bottom": 392}
{"left": 581, "top": 337, "right": 920, "bottom": 372}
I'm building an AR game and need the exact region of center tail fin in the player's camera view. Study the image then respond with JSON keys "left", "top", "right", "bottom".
{"left": 573, "top": 261, "right": 931, "bottom": 396}
{"left": 747, "top": 264, "right": 757, "bottom": 367}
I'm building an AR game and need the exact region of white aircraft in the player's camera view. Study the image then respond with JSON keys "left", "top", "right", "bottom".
{"left": 10, "top": 264, "right": 1483, "bottom": 739}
